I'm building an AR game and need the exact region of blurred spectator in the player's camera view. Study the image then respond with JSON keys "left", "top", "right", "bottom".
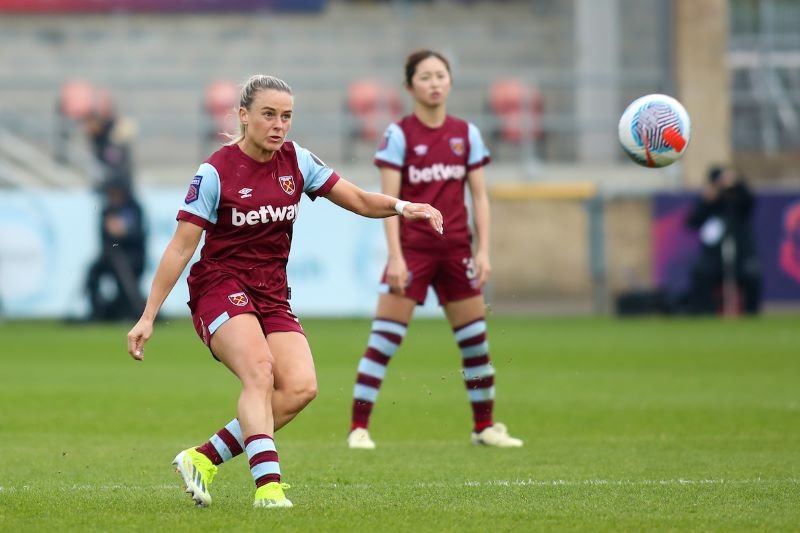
{"left": 56, "top": 81, "right": 136, "bottom": 189}
{"left": 85, "top": 179, "right": 147, "bottom": 322}
{"left": 80, "top": 101, "right": 137, "bottom": 189}
{"left": 684, "top": 165, "right": 762, "bottom": 315}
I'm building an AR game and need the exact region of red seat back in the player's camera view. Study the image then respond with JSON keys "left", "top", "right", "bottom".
{"left": 205, "top": 80, "right": 240, "bottom": 139}
{"left": 60, "top": 81, "right": 100, "bottom": 119}
{"left": 489, "top": 79, "right": 543, "bottom": 142}
{"left": 347, "top": 80, "right": 402, "bottom": 141}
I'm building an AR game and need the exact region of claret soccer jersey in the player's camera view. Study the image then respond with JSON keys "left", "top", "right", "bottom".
{"left": 374, "top": 114, "right": 490, "bottom": 251}
{"left": 177, "top": 142, "right": 339, "bottom": 305}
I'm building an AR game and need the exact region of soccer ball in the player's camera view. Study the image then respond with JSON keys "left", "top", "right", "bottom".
{"left": 618, "top": 94, "right": 691, "bottom": 168}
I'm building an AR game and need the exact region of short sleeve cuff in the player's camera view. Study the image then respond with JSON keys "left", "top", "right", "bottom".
{"left": 374, "top": 158, "right": 402, "bottom": 170}
{"left": 307, "top": 171, "right": 341, "bottom": 200}
{"left": 467, "top": 155, "right": 491, "bottom": 171}
{"left": 177, "top": 210, "right": 213, "bottom": 229}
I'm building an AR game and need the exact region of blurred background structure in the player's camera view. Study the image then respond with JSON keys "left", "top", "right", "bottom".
{"left": 0, "top": 0, "right": 799, "bottom": 319}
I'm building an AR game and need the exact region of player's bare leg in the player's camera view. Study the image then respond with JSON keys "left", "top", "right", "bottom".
{"left": 173, "top": 313, "right": 290, "bottom": 507}
{"left": 211, "top": 314, "right": 275, "bottom": 441}
{"left": 348, "top": 292, "right": 416, "bottom": 449}
{"left": 180, "top": 332, "right": 314, "bottom": 505}
{"left": 268, "top": 331, "right": 318, "bottom": 431}
{"left": 444, "top": 296, "right": 522, "bottom": 448}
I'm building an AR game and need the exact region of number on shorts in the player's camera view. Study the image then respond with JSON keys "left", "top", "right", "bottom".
{"left": 463, "top": 257, "right": 477, "bottom": 280}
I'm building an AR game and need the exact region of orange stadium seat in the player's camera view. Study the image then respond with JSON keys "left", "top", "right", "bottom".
{"left": 488, "top": 79, "right": 543, "bottom": 144}
{"left": 59, "top": 80, "right": 99, "bottom": 120}
{"left": 204, "top": 80, "right": 240, "bottom": 142}
{"left": 346, "top": 79, "right": 402, "bottom": 142}
{"left": 55, "top": 80, "right": 115, "bottom": 163}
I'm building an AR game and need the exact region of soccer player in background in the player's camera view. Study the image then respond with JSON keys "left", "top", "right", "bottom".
{"left": 126, "top": 74, "right": 443, "bottom": 509}
{"left": 347, "top": 50, "right": 523, "bottom": 450}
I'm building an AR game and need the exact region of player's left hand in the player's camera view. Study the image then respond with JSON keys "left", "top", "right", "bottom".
{"left": 475, "top": 250, "right": 492, "bottom": 287}
{"left": 402, "top": 203, "right": 443, "bottom": 234}
{"left": 127, "top": 317, "right": 154, "bottom": 361}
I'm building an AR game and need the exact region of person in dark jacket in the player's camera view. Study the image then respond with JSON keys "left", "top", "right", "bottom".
{"left": 85, "top": 179, "right": 147, "bottom": 321}
{"left": 685, "top": 165, "right": 761, "bottom": 315}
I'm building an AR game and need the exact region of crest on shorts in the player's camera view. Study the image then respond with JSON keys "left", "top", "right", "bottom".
{"left": 278, "top": 175, "right": 296, "bottom": 195}
{"left": 449, "top": 138, "right": 465, "bottom": 156}
{"left": 185, "top": 175, "right": 202, "bottom": 203}
{"left": 228, "top": 292, "right": 248, "bottom": 307}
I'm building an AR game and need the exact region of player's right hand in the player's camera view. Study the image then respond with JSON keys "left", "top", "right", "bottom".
{"left": 402, "top": 203, "right": 444, "bottom": 234}
{"left": 127, "top": 318, "right": 154, "bottom": 361}
{"left": 386, "top": 255, "right": 409, "bottom": 295}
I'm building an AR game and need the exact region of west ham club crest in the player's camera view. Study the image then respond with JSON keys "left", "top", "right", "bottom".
{"left": 449, "top": 138, "right": 465, "bottom": 156}
{"left": 228, "top": 292, "right": 249, "bottom": 306}
{"left": 278, "top": 175, "right": 296, "bottom": 195}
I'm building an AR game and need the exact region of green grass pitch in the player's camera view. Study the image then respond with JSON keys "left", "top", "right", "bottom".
{"left": 1, "top": 315, "right": 798, "bottom": 531}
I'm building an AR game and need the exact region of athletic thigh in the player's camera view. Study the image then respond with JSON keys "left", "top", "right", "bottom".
{"left": 267, "top": 331, "right": 317, "bottom": 391}
{"left": 210, "top": 313, "right": 273, "bottom": 383}
{"left": 443, "top": 294, "right": 487, "bottom": 329}
{"left": 374, "top": 292, "right": 417, "bottom": 324}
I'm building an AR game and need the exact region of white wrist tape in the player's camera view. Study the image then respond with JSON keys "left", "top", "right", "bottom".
{"left": 394, "top": 200, "right": 409, "bottom": 215}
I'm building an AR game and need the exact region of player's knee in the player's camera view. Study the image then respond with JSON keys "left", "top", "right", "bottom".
{"left": 296, "top": 380, "right": 318, "bottom": 407}
{"left": 242, "top": 358, "right": 275, "bottom": 391}
{"left": 287, "top": 378, "right": 318, "bottom": 410}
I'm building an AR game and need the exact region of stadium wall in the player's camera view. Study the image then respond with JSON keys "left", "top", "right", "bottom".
{"left": 0, "top": 188, "right": 444, "bottom": 319}
{"left": 4, "top": 187, "right": 797, "bottom": 319}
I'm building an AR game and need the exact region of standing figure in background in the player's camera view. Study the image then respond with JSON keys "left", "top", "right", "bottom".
{"left": 125, "top": 74, "right": 443, "bottom": 509}
{"left": 684, "top": 165, "right": 762, "bottom": 315}
{"left": 86, "top": 179, "right": 147, "bottom": 321}
{"left": 347, "top": 50, "right": 523, "bottom": 450}
{"left": 80, "top": 96, "right": 136, "bottom": 189}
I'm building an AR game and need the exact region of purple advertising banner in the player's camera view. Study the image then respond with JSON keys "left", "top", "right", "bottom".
{"left": 653, "top": 191, "right": 800, "bottom": 302}
{"left": 0, "top": 0, "right": 325, "bottom": 12}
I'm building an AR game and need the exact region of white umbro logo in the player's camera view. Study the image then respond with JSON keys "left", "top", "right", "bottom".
{"left": 239, "top": 188, "right": 253, "bottom": 198}
{"left": 414, "top": 144, "right": 428, "bottom": 156}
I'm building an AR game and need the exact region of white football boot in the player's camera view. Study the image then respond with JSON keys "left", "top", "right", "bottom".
{"left": 470, "top": 423, "right": 523, "bottom": 448}
{"left": 347, "top": 427, "right": 376, "bottom": 450}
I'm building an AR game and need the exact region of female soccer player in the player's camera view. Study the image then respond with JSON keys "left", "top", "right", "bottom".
{"left": 346, "top": 50, "right": 523, "bottom": 450}
{"left": 126, "top": 74, "right": 443, "bottom": 509}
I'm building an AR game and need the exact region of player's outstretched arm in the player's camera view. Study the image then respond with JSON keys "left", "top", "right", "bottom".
{"left": 324, "top": 178, "right": 443, "bottom": 234}
{"left": 127, "top": 221, "right": 203, "bottom": 361}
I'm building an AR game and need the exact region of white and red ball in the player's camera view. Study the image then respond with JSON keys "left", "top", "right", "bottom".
{"left": 618, "top": 94, "right": 691, "bottom": 168}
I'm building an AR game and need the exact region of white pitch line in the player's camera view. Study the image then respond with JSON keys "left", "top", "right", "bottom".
{"left": 454, "top": 478, "right": 800, "bottom": 487}
{"left": 1, "top": 478, "right": 798, "bottom": 493}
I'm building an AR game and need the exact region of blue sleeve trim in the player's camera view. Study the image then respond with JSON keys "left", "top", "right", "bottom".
{"left": 467, "top": 122, "right": 491, "bottom": 167}
{"left": 294, "top": 141, "right": 335, "bottom": 193}
{"left": 179, "top": 162, "right": 220, "bottom": 224}
{"left": 374, "top": 123, "right": 406, "bottom": 168}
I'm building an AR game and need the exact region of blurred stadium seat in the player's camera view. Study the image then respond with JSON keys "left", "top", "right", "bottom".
{"left": 55, "top": 80, "right": 113, "bottom": 164}
{"left": 58, "top": 80, "right": 98, "bottom": 120}
{"left": 487, "top": 79, "right": 543, "bottom": 148}
{"left": 344, "top": 79, "right": 402, "bottom": 161}
{"left": 202, "top": 79, "right": 239, "bottom": 154}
